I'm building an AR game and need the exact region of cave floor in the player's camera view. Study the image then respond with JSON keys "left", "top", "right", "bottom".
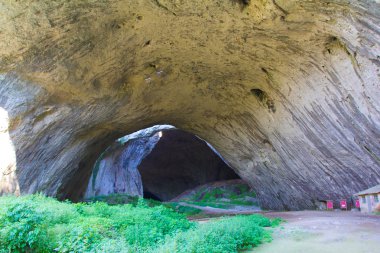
{"left": 179, "top": 201, "right": 261, "bottom": 215}
{"left": 249, "top": 211, "right": 380, "bottom": 253}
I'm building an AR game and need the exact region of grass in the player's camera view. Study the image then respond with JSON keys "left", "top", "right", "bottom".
{"left": 0, "top": 194, "right": 279, "bottom": 253}
{"left": 177, "top": 181, "right": 258, "bottom": 209}
{"left": 86, "top": 181, "right": 258, "bottom": 213}
{"left": 85, "top": 194, "right": 202, "bottom": 216}
{"left": 157, "top": 215, "right": 273, "bottom": 253}
{"left": 84, "top": 193, "right": 140, "bottom": 205}
{"left": 163, "top": 202, "right": 202, "bottom": 216}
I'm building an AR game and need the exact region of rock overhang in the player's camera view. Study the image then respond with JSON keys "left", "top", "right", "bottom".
{"left": 0, "top": 0, "right": 379, "bottom": 210}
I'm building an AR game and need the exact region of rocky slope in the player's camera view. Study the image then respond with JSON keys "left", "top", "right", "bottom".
{"left": 0, "top": 0, "right": 380, "bottom": 210}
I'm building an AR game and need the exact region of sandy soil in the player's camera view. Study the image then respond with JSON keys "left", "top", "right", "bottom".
{"left": 250, "top": 211, "right": 380, "bottom": 253}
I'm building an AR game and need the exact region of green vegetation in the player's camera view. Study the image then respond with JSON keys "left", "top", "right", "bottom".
{"left": 85, "top": 181, "right": 258, "bottom": 215}
{"left": 178, "top": 181, "right": 258, "bottom": 209}
{"left": 85, "top": 193, "right": 140, "bottom": 205}
{"left": 163, "top": 202, "right": 202, "bottom": 216}
{"left": 85, "top": 194, "right": 201, "bottom": 216}
{"left": 0, "top": 195, "right": 278, "bottom": 253}
{"left": 157, "top": 215, "right": 272, "bottom": 253}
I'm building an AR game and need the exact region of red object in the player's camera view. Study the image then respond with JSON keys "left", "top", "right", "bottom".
{"left": 340, "top": 199, "right": 347, "bottom": 209}
{"left": 355, "top": 199, "right": 360, "bottom": 208}
{"left": 327, "top": 200, "right": 333, "bottom": 210}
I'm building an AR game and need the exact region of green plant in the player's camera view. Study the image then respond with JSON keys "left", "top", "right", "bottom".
{"left": 84, "top": 193, "right": 139, "bottom": 205}
{"left": 178, "top": 182, "right": 258, "bottom": 209}
{"left": 0, "top": 195, "right": 277, "bottom": 253}
{"left": 96, "top": 238, "right": 133, "bottom": 253}
{"left": 163, "top": 202, "right": 202, "bottom": 216}
{"left": 270, "top": 217, "right": 283, "bottom": 227}
{"left": 0, "top": 198, "right": 46, "bottom": 252}
{"left": 157, "top": 214, "right": 273, "bottom": 253}
{"left": 55, "top": 225, "right": 102, "bottom": 252}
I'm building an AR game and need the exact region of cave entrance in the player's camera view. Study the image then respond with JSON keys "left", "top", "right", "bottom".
{"left": 83, "top": 125, "right": 241, "bottom": 202}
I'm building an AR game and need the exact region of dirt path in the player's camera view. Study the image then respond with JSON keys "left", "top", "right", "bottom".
{"left": 250, "top": 211, "right": 380, "bottom": 253}
{"left": 178, "top": 202, "right": 261, "bottom": 214}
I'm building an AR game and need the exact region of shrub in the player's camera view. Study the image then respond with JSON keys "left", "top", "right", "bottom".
{"left": 0, "top": 195, "right": 277, "bottom": 253}
{"left": 157, "top": 215, "right": 273, "bottom": 253}
{"left": 121, "top": 205, "right": 194, "bottom": 250}
{"left": 0, "top": 198, "right": 47, "bottom": 252}
{"left": 55, "top": 225, "right": 102, "bottom": 253}
{"left": 96, "top": 238, "right": 133, "bottom": 253}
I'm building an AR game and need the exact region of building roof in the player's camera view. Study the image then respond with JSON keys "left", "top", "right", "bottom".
{"left": 354, "top": 184, "right": 380, "bottom": 196}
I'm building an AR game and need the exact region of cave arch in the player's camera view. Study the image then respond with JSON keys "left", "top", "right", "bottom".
{"left": 0, "top": 0, "right": 379, "bottom": 211}
{"left": 59, "top": 125, "right": 241, "bottom": 202}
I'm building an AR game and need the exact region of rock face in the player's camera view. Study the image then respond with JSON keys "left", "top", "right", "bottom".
{"left": 0, "top": 0, "right": 380, "bottom": 210}
{"left": 84, "top": 131, "right": 160, "bottom": 199}
{"left": 83, "top": 127, "right": 239, "bottom": 201}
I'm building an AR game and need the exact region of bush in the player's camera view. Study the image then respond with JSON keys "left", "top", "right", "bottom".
{"left": 0, "top": 198, "right": 47, "bottom": 252}
{"left": 0, "top": 195, "right": 277, "bottom": 253}
{"left": 157, "top": 215, "right": 273, "bottom": 253}
{"left": 55, "top": 225, "right": 102, "bottom": 253}
{"left": 96, "top": 238, "right": 133, "bottom": 253}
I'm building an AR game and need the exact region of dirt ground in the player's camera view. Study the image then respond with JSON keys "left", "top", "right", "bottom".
{"left": 179, "top": 202, "right": 261, "bottom": 214}
{"left": 250, "top": 211, "right": 380, "bottom": 253}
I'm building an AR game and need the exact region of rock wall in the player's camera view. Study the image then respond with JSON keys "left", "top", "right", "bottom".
{"left": 0, "top": 0, "right": 379, "bottom": 210}
{"left": 84, "top": 131, "right": 160, "bottom": 199}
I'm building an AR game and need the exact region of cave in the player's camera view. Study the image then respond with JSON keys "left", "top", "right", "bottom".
{"left": 138, "top": 129, "right": 240, "bottom": 201}
{"left": 0, "top": 0, "right": 380, "bottom": 210}
{"left": 81, "top": 125, "right": 240, "bottom": 202}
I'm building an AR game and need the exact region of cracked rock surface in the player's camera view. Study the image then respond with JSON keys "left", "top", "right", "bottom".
{"left": 0, "top": 0, "right": 380, "bottom": 210}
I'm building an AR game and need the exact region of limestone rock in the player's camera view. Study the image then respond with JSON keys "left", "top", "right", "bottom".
{"left": 0, "top": 0, "right": 379, "bottom": 210}
{"left": 84, "top": 130, "right": 161, "bottom": 199}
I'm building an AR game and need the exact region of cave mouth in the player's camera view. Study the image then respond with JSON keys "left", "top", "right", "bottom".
{"left": 82, "top": 125, "right": 241, "bottom": 202}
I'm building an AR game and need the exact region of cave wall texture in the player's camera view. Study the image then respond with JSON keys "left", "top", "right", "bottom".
{"left": 0, "top": 0, "right": 379, "bottom": 210}
{"left": 83, "top": 130, "right": 160, "bottom": 200}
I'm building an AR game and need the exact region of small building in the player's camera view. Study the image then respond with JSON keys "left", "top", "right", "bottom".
{"left": 354, "top": 184, "right": 380, "bottom": 214}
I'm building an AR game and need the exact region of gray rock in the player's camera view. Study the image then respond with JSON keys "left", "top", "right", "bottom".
{"left": 84, "top": 130, "right": 161, "bottom": 198}
{"left": 0, "top": 0, "right": 379, "bottom": 210}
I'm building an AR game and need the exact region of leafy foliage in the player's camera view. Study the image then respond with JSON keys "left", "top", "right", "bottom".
{"left": 0, "top": 195, "right": 277, "bottom": 253}
{"left": 178, "top": 181, "right": 258, "bottom": 209}
{"left": 0, "top": 198, "right": 45, "bottom": 252}
{"left": 84, "top": 193, "right": 139, "bottom": 205}
{"left": 157, "top": 215, "right": 272, "bottom": 253}
{"left": 86, "top": 194, "right": 201, "bottom": 216}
